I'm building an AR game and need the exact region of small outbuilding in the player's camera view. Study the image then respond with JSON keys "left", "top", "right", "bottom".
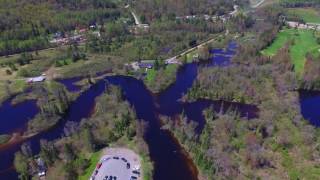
{"left": 27, "top": 75, "right": 46, "bottom": 83}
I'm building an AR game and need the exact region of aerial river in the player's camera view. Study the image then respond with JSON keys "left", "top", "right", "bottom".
{"left": 0, "top": 42, "right": 264, "bottom": 180}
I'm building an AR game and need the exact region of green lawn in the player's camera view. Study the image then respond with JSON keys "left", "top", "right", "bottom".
{"left": 145, "top": 64, "right": 178, "bottom": 83}
{"left": 261, "top": 30, "right": 293, "bottom": 56}
{"left": 186, "top": 50, "right": 199, "bottom": 63}
{"left": 164, "top": 64, "right": 178, "bottom": 75}
{"left": 145, "top": 68, "right": 157, "bottom": 83}
{"left": 79, "top": 150, "right": 101, "bottom": 180}
{"left": 287, "top": 8, "right": 320, "bottom": 24}
{"left": 261, "top": 28, "right": 320, "bottom": 74}
{"left": 0, "top": 80, "right": 27, "bottom": 104}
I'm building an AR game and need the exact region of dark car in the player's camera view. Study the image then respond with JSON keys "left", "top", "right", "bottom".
{"left": 121, "top": 157, "right": 128, "bottom": 162}
{"left": 130, "top": 176, "right": 137, "bottom": 180}
{"left": 103, "top": 176, "right": 108, "bottom": 180}
{"left": 96, "top": 163, "right": 102, "bottom": 169}
{"left": 103, "top": 157, "right": 111, "bottom": 162}
{"left": 108, "top": 176, "right": 113, "bottom": 180}
{"left": 132, "top": 170, "right": 140, "bottom": 175}
{"left": 126, "top": 163, "right": 130, "bottom": 169}
{"left": 113, "top": 156, "right": 119, "bottom": 160}
{"left": 113, "top": 176, "right": 117, "bottom": 180}
{"left": 94, "top": 170, "right": 98, "bottom": 175}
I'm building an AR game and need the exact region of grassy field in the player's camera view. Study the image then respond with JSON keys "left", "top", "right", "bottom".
{"left": 187, "top": 51, "right": 199, "bottom": 63}
{"left": 145, "top": 68, "right": 157, "bottom": 83}
{"left": 145, "top": 63, "right": 179, "bottom": 92}
{"left": 262, "top": 28, "right": 320, "bottom": 74}
{"left": 0, "top": 48, "right": 62, "bottom": 80}
{"left": 79, "top": 150, "right": 102, "bottom": 180}
{"left": 0, "top": 80, "right": 27, "bottom": 104}
{"left": 145, "top": 64, "right": 178, "bottom": 84}
{"left": 287, "top": 8, "right": 320, "bottom": 24}
{"left": 261, "top": 30, "right": 293, "bottom": 56}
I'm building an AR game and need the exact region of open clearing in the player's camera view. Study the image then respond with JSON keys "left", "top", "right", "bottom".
{"left": 286, "top": 8, "right": 320, "bottom": 24}
{"left": 261, "top": 28, "right": 320, "bottom": 74}
{"left": 88, "top": 148, "right": 142, "bottom": 180}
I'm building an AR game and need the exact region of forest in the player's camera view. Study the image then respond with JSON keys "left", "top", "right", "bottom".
{"left": 14, "top": 85, "right": 153, "bottom": 180}
{"left": 280, "top": 0, "right": 320, "bottom": 7}
{"left": 159, "top": 4, "right": 320, "bottom": 179}
{"left": 166, "top": 27, "right": 320, "bottom": 180}
{"left": 3, "top": 0, "right": 320, "bottom": 180}
{"left": 0, "top": 0, "right": 121, "bottom": 55}
{"left": 131, "top": 0, "right": 249, "bottom": 22}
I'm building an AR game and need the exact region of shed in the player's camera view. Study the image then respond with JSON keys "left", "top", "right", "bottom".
{"left": 27, "top": 76, "right": 46, "bottom": 83}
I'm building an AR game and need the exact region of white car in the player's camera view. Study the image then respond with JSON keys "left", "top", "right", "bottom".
{"left": 38, "top": 171, "right": 46, "bottom": 177}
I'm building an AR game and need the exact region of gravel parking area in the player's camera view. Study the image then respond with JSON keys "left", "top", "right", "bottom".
{"left": 91, "top": 148, "right": 142, "bottom": 180}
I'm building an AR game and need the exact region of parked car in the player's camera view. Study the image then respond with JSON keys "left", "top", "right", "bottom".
{"left": 130, "top": 176, "right": 137, "bottom": 180}
{"left": 121, "top": 157, "right": 128, "bottom": 162}
{"left": 113, "top": 156, "right": 119, "bottom": 160}
{"left": 96, "top": 163, "right": 102, "bottom": 169}
{"left": 38, "top": 171, "right": 46, "bottom": 177}
{"left": 127, "top": 163, "right": 130, "bottom": 169}
{"left": 103, "top": 176, "right": 108, "bottom": 180}
{"left": 132, "top": 170, "right": 140, "bottom": 176}
{"left": 103, "top": 157, "right": 111, "bottom": 162}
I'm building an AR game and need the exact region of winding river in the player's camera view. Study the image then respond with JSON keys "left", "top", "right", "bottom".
{"left": 0, "top": 42, "right": 275, "bottom": 180}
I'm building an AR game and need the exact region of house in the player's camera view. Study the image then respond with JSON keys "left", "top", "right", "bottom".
{"left": 138, "top": 62, "right": 153, "bottom": 69}
{"left": 287, "top": 21, "right": 299, "bottom": 28}
{"left": 92, "top": 31, "right": 101, "bottom": 37}
{"left": 79, "top": 28, "right": 87, "bottom": 34}
{"left": 90, "top": 24, "right": 97, "bottom": 29}
{"left": 130, "top": 60, "right": 155, "bottom": 70}
{"left": 27, "top": 75, "right": 46, "bottom": 83}
{"left": 286, "top": 21, "right": 320, "bottom": 31}
{"left": 138, "top": 24, "right": 150, "bottom": 29}
{"left": 37, "top": 158, "right": 47, "bottom": 177}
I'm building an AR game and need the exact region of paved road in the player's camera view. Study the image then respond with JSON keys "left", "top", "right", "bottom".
{"left": 251, "top": 0, "right": 266, "bottom": 8}
{"left": 131, "top": 12, "right": 141, "bottom": 25}
{"left": 165, "top": 36, "right": 220, "bottom": 64}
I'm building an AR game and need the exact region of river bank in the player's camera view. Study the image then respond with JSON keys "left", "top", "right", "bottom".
{"left": 0, "top": 70, "right": 116, "bottom": 148}
{"left": 1, "top": 40, "right": 320, "bottom": 179}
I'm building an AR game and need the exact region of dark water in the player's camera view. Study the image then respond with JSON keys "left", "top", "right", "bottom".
{"left": 0, "top": 98, "right": 38, "bottom": 134}
{"left": 57, "top": 77, "right": 83, "bottom": 92}
{"left": 0, "top": 42, "right": 258, "bottom": 180}
{"left": 300, "top": 90, "right": 320, "bottom": 126}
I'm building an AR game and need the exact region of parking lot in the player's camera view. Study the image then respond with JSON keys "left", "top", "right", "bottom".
{"left": 91, "top": 148, "right": 142, "bottom": 180}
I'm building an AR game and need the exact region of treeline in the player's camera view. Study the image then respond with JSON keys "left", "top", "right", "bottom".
{"left": 167, "top": 44, "right": 320, "bottom": 179}
{"left": 187, "top": 42, "right": 295, "bottom": 104}
{"left": 14, "top": 85, "right": 153, "bottom": 180}
{"left": 26, "top": 82, "right": 70, "bottom": 134}
{"left": 86, "top": 17, "right": 223, "bottom": 61}
{"left": 301, "top": 53, "right": 320, "bottom": 89}
{"left": 280, "top": 0, "right": 320, "bottom": 7}
{"left": 161, "top": 109, "right": 268, "bottom": 179}
{"left": 132, "top": 0, "right": 249, "bottom": 22}
{"left": 174, "top": 5, "right": 320, "bottom": 177}
{"left": 0, "top": 0, "right": 121, "bottom": 56}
